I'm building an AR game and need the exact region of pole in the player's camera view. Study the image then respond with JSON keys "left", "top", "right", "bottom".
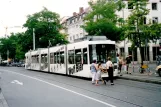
{"left": 65, "top": 45, "right": 68, "bottom": 75}
{"left": 7, "top": 50, "right": 9, "bottom": 65}
{"left": 33, "top": 28, "right": 35, "bottom": 50}
{"left": 122, "top": 5, "right": 126, "bottom": 58}
{"left": 48, "top": 46, "right": 50, "bottom": 72}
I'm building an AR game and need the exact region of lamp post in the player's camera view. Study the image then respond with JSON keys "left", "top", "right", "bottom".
{"left": 7, "top": 50, "right": 9, "bottom": 65}
{"left": 33, "top": 28, "right": 35, "bottom": 50}
{"left": 122, "top": 4, "right": 126, "bottom": 59}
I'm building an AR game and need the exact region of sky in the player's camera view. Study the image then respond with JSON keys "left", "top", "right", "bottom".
{"left": 0, "top": 0, "right": 89, "bottom": 37}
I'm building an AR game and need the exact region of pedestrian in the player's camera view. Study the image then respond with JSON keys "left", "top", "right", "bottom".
{"left": 122, "top": 58, "right": 127, "bottom": 73}
{"left": 118, "top": 56, "right": 123, "bottom": 76}
{"left": 116, "top": 53, "right": 119, "bottom": 67}
{"left": 90, "top": 60, "right": 98, "bottom": 84}
{"left": 106, "top": 57, "right": 114, "bottom": 85}
{"left": 102, "top": 57, "right": 114, "bottom": 85}
{"left": 126, "top": 55, "right": 131, "bottom": 74}
{"left": 95, "top": 62, "right": 102, "bottom": 86}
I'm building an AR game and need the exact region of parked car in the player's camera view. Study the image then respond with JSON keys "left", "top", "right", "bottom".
{"left": 10, "top": 62, "right": 23, "bottom": 67}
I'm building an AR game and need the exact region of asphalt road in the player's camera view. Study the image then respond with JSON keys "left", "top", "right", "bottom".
{"left": 0, "top": 67, "right": 161, "bottom": 107}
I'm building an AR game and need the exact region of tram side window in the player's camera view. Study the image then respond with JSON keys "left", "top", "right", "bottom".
{"left": 31, "top": 56, "right": 34, "bottom": 63}
{"left": 60, "top": 52, "right": 64, "bottom": 63}
{"left": 36, "top": 55, "right": 39, "bottom": 63}
{"left": 45, "top": 54, "right": 47, "bottom": 63}
{"left": 41, "top": 55, "right": 44, "bottom": 63}
{"left": 68, "top": 50, "right": 74, "bottom": 64}
{"left": 32, "top": 56, "right": 36, "bottom": 63}
{"left": 50, "top": 53, "right": 54, "bottom": 64}
{"left": 54, "top": 53, "right": 57, "bottom": 64}
{"left": 57, "top": 53, "right": 60, "bottom": 64}
{"left": 75, "top": 49, "right": 81, "bottom": 64}
{"left": 83, "top": 48, "right": 87, "bottom": 64}
{"left": 41, "top": 54, "right": 47, "bottom": 63}
{"left": 89, "top": 45, "right": 93, "bottom": 64}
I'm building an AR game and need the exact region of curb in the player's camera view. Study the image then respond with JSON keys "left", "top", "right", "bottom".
{"left": 0, "top": 91, "right": 9, "bottom": 107}
{"left": 118, "top": 76, "right": 161, "bottom": 85}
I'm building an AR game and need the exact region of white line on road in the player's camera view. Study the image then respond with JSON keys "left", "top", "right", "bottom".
{"left": 3, "top": 69, "right": 116, "bottom": 107}
{"left": 11, "top": 80, "right": 23, "bottom": 85}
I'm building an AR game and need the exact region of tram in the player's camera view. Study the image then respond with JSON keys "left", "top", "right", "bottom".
{"left": 25, "top": 36, "right": 118, "bottom": 78}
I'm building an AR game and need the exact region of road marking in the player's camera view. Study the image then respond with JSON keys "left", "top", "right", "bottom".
{"left": 3, "top": 69, "right": 116, "bottom": 107}
{"left": 11, "top": 80, "right": 23, "bottom": 85}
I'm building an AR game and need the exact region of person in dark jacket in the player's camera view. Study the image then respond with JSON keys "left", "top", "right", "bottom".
{"left": 126, "top": 55, "right": 131, "bottom": 74}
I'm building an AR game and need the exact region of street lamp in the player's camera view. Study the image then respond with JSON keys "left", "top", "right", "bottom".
{"left": 33, "top": 28, "right": 35, "bottom": 50}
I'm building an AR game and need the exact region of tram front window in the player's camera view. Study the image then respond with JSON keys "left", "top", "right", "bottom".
{"left": 89, "top": 44, "right": 116, "bottom": 64}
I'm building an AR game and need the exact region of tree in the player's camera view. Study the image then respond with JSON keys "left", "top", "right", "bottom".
{"left": 23, "top": 7, "right": 68, "bottom": 49}
{"left": 82, "top": 0, "right": 125, "bottom": 41}
{"left": 124, "top": 0, "right": 161, "bottom": 72}
{"left": 0, "top": 36, "right": 16, "bottom": 60}
{"left": 124, "top": 0, "right": 150, "bottom": 68}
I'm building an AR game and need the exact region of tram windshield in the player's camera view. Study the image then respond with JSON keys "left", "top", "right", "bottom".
{"left": 89, "top": 44, "right": 116, "bottom": 64}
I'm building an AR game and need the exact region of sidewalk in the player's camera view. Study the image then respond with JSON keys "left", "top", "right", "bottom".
{"left": 0, "top": 91, "right": 9, "bottom": 107}
{"left": 117, "top": 64, "right": 161, "bottom": 85}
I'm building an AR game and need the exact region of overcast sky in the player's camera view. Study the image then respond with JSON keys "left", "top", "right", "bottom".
{"left": 0, "top": 0, "right": 89, "bottom": 37}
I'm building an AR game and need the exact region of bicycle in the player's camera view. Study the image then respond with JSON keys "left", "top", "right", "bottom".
{"left": 138, "top": 64, "right": 152, "bottom": 75}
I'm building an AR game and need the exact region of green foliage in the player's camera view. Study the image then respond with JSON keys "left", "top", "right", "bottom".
{"left": 124, "top": 0, "right": 161, "bottom": 64}
{"left": 23, "top": 7, "right": 68, "bottom": 48}
{"left": 0, "top": 36, "right": 16, "bottom": 60}
{"left": 124, "top": 0, "right": 149, "bottom": 44}
{"left": 0, "top": 7, "right": 68, "bottom": 61}
{"left": 83, "top": 0, "right": 125, "bottom": 41}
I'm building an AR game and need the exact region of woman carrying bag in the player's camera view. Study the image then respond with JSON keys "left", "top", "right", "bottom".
{"left": 106, "top": 57, "right": 114, "bottom": 85}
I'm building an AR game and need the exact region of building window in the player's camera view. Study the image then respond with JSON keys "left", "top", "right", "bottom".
{"left": 70, "top": 37, "right": 72, "bottom": 41}
{"left": 152, "top": 3, "right": 157, "bottom": 10}
{"left": 128, "top": 47, "right": 137, "bottom": 61}
{"left": 120, "top": 48, "right": 124, "bottom": 56}
{"left": 144, "top": 17, "right": 146, "bottom": 24}
{"left": 152, "top": 17, "right": 158, "bottom": 24}
{"left": 70, "top": 19, "right": 72, "bottom": 24}
{"left": 80, "top": 33, "right": 83, "bottom": 38}
{"left": 153, "top": 47, "right": 159, "bottom": 61}
{"left": 128, "top": 2, "right": 133, "bottom": 9}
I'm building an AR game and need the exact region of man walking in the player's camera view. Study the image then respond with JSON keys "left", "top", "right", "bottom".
{"left": 126, "top": 55, "right": 131, "bottom": 74}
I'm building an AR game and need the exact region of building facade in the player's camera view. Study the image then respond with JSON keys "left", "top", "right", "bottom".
{"left": 61, "top": 0, "right": 161, "bottom": 63}
{"left": 116, "top": 0, "right": 161, "bottom": 63}
{"left": 60, "top": 7, "right": 89, "bottom": 43}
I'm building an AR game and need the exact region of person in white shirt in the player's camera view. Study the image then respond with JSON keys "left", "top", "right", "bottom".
{"left": 106, "top": 57, "right": 114, "bottom": 85}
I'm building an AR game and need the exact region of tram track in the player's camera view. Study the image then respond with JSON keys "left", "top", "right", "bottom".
{"left": 34, "top": 74, "right": 160, "bottom": 107}
{"left": 1, "top": 68, "right": 161, "bottom": 107}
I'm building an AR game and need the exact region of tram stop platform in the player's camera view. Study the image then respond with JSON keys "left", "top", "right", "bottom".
{"left": 118, "top": 63, "right": 161, "bottom": 85}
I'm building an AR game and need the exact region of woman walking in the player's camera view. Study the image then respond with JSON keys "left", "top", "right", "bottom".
{"left": 90, "top": 60, "right": 97, "bottom": 84}
{"left": 95, "top": 62, "right": 102, "bottom": 86}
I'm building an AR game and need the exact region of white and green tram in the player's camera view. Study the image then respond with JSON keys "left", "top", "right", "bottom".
{"left": 25, "top": 36, "right": 118, "bottom": 78}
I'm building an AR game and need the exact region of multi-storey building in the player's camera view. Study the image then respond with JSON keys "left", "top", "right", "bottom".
{"left": 116, "top": 0, "right": 161, "bottom": 63}
{"left": 61, "top": 0, "right": 161, "bottom": 63}
{"left": 60, "top": 7, "right": 89, "bottom": 43}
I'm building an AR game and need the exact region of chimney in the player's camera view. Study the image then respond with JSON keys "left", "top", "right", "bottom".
{"left": 79, "top": 7, "right": 84, "bottom": 14}
{"left": 73, "top": 12, "right": 77, "bottom": 16}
